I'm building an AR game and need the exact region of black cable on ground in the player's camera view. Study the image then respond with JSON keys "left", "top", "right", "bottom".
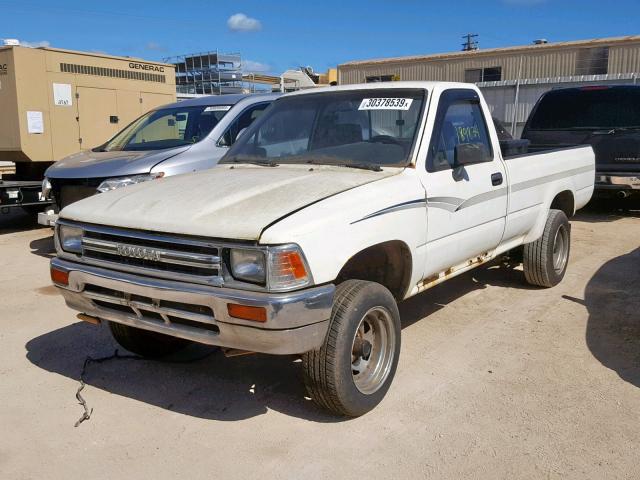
{"left": 74, "top": 350, "right": 140, "bottom": 427}
{"left": 74, "top": 347, "right": 218, "bottom": 427}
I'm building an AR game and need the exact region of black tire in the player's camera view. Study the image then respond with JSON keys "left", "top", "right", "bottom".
{"left": 302, "top": 280, "right": 401, "bottom": 417}
{"left": 108, "top": 322, "right": 192, "bottom": 358}
{"left": 523, "top": 209, "right": 570, "bottom": 288}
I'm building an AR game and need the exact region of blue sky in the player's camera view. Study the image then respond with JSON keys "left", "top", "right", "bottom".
{"left": 1, "top": 0, "right": 639, "bottom": 74}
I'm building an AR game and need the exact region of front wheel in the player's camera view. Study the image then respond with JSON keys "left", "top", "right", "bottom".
{"left": 523, "top": 209, "right": 570, "bottom": 288}
{"left": 302, "top": 280, "right": 401, "bottom": 417}
{"left": 108, "top": 322, "right": 192, "bottom": 358}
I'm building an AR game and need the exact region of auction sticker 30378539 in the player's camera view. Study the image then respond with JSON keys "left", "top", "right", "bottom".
{"left": 358, "top": 98, "right": 414, "bottom": 110}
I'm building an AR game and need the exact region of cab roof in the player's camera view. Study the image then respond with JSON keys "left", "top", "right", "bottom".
{"left": 158, "top": 92, "right": 281, "bottom": 110}
{"left": 284, "top": 81, "right": 475, "bottom": 97}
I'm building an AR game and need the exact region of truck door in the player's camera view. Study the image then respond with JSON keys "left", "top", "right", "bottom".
{"left": 421, "top": 88, "right": 507, "bottom": 277}
{"left": 76, "top": 86, "right": 119, "bottom": 150}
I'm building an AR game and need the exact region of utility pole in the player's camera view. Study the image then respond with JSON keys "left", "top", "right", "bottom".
{"left": 462, "top": 33, "right": 479, "bottom": 51}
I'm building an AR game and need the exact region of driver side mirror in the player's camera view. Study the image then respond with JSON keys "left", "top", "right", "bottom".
{"left": 454, "top": 143, "right": 490, "bottom": 167}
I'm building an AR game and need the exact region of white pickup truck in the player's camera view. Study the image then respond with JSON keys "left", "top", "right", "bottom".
{"left": 51, "top": 82, "right": 595, "bottom": 416}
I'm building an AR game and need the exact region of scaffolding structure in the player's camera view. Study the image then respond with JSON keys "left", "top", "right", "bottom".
{"left": 166, "top": 51, "right": 244, "bottom": 95}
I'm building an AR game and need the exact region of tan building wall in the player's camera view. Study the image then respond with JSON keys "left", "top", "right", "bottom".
{"left": 338, "top": 36, "right": 640, "bottom": 85}
{"left": 0, "top": 46, "right": 176, "bottom": 163}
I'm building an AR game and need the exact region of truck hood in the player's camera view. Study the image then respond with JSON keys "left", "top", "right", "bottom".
{"left": 60, "top": 164, "right": 399, "bottom": 240}
{"left": 45, "top": 146, "right": 191, "bottom": 179}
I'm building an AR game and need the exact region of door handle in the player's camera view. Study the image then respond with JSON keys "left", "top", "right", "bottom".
{"left": 491, "top": 172, "right": 503, "bottom": 186}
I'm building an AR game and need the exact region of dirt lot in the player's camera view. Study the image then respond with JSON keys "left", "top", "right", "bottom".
{"left": 0, "top": 206, "right": 638, "bottom": 480}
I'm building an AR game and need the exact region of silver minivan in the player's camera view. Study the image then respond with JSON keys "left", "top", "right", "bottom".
{"left": 39, "top": 93, "right": 279, "bottom": 225}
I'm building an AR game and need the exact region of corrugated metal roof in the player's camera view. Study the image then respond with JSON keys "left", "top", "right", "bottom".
{"left": 340, "top": 35, "right": 640, "bottom": 67}
{"left": 0, "top": 45, "right": 173, "bottom": 67}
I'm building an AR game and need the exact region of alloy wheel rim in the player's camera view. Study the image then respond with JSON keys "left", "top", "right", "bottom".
{"left": 351, "top": 307, "right": 396, "bottom": 395}
{"left": 552, "top": 224, "right": 569, "bottom": 274}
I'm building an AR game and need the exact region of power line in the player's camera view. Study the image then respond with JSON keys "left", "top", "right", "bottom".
{"left": 462, "top": 33, "right": 479, "bottom": 51}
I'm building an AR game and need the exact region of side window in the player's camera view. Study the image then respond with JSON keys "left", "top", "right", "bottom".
{"left": 220, "top": 103, "right": 270, "bottom": 147}
{"left": 427, "top": 90, "right": 493, "bottom": 172}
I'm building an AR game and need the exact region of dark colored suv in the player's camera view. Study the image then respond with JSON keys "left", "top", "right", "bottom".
{"left": 522, "top": 85, "right": 640, "bottom": 201}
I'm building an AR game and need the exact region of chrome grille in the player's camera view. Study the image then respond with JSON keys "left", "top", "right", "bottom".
{"left": 73, "top": 222, "right": 224, "bottom": 285}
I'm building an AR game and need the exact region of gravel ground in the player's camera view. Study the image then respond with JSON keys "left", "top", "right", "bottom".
{"left": 0, "top": 205, "right": 638, "bottom": 480}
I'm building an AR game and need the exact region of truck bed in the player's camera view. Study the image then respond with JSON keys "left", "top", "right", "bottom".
{"left": 499, "top": 145, "right": 595, "bottom": 251}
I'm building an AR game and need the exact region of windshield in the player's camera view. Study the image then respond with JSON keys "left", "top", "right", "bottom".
{"left": 528, "top": 87, "right": 640, "bottom": 130}
{"left": 97, "top": 105, "right": 231, "bottom": 152}
{"left": 221, "top": 89, "right": 426, "bottom": 168}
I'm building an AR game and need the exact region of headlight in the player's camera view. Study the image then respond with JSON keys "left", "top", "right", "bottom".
{"left": 97, "top": 172, "right": 164, "bottom": 193}
{"left": 230, "top": 249, "right": 266, "bottom": 284}
{"left": 228, "top": 245, "right": 312, "bottom": 291}
{"left": 42, "top": 177, "right": 52, "bottom": 200}
{"left": 58, "top": 224, "right": 83, "bottom": 254}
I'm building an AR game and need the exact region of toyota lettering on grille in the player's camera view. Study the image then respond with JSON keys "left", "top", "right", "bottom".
{"left": 117, "top": 244, "right": 162, "bottom": 262}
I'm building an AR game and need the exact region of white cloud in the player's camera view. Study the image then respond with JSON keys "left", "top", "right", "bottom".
{"left": 145, "top": 41, "right": 166, "bottom": 52}
{"left": 242, "top": 59, "right": 271, "bottom": 73}
{"left": 227, "top": 13, "right": 262, "bottom": 32}
{"left": 14, "top": 39, "right": 50, "bottom": 48}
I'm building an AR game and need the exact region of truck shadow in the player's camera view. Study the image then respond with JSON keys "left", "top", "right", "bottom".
{"left": 400, "top": 258, "right": 536, "bottom": 329}
{"left": 573, "top": 199, "right": 640, "bottom": 224}
{"left": 570, "top": 248, "right": 640, "bottom": 388}
{"left": 29, "top": 235, "right": 56, "bottom": 259}
{"left": 26, "top": 321, "right": 341, "bottom": 423}
{"left": 25, "top": 260, "right": 533, "bottom": 423}
{"left": 0, "top": 208, "right": 46, "bottom": 234}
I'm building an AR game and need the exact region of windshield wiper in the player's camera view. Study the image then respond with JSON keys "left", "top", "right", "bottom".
{"left": 341, "top": 162, "right": 383, "bottom": 172}
{"left": 304, "top": 158, "right": 383, "bottom": 172}
{"left": 224, "top": 156, "right": 279, "bottom": 167}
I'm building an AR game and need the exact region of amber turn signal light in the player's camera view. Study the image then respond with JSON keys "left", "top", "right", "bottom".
{"left": 227, "top": 303, "right": 267, "bottom": 323}
{"left": 50, "top": 267, "right": 69, "bottom": 286}
{"left": 279, "top": 251, "right": 307, "bottom": 280}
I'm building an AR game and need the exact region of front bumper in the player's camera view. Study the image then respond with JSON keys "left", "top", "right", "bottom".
{"left": 38, "top": 209, "right": 58, "bottom": 226}
{"left": 51, "top": 258, "right": 334, "bottom": 355}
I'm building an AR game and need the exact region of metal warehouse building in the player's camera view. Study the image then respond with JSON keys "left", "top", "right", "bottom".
{"left": 338, "top": 35, "right": 640, "bottom": 136}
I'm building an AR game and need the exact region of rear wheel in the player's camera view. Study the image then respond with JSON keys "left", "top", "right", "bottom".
{"left": 523, "top": 209, "right": 570, "bottom": 288}
{"left": 302, "top": 280, "right": 401, "bottom": 417}
{"left": 108, "top": 322, "right": 192, "bottom": 358}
